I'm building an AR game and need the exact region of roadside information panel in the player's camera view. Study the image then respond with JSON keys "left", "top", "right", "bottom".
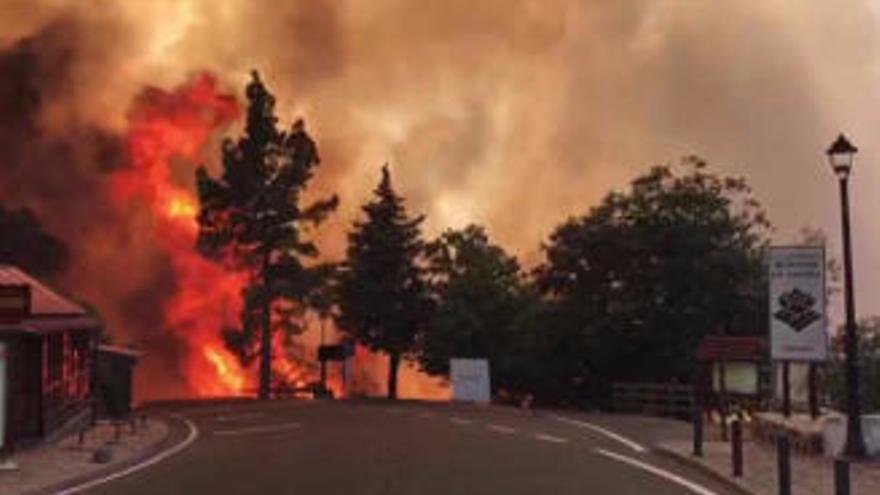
{"left": 450, "top": 358, "right": 491, "bottom": 403}
{"left": 769, "top": 246, "right": 828, "bottom": 361}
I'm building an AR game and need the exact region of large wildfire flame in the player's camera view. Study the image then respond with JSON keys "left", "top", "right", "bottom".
{"left": 110, "top": 73, "right": 322, "bottom": 396}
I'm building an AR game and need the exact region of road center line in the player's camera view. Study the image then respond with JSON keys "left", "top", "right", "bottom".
{"left": 51, "top": 415, "right": 199, "bottom": 495}
{"left": 215, "top": 413, "right": 264, "bottom": 422}
{"left": 594, "top": 448, "right": 718, "bottom": 495}
{"left": 213, "top": 422, "right": 301, "bottom": 436}
{"left": 549, "top": 414, "right": 646, "bottom": 453}
{"left": 488, "top": 424, "right": 516, "bottom": 434}
{"left": 450, "top": 417, "right": 473, "bottom": 425}
{"left": 534, "top": 433, "right": 569, "bottom": 444}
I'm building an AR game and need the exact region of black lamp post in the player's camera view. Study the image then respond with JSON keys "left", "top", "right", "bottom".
{"left": 826, "top": 133, "right": 868, "bottom": 458}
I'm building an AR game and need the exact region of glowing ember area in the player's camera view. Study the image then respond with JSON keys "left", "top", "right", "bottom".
{"left": 109, "top": 73, "right": 321, "bottom": 397}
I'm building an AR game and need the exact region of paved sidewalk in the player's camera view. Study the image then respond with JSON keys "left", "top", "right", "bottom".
{"left": 657, "top": 439, "right": 880, "bottom": 495}
{"left": 0, "top": 418, "right": 169, "bottom": 495}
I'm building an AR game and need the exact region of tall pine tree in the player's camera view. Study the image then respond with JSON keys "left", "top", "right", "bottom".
{"left": 336, "top": 165, "right": 431, "bottom": 399}
{"left": 196, "top": 71, "right": 338, "bottom": 399}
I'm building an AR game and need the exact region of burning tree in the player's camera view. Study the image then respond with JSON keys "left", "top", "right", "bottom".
{"left": 195, "top": 71, "right": 338, "bottom": 399}
{"left": 336, "top": 166, "right": 432, "bottom": 399}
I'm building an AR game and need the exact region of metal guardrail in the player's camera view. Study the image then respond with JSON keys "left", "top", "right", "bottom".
{"left": 611, "top": 382, "right": 695, "bottom": 419}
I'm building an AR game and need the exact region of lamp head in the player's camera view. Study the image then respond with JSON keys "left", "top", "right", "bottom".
{"left": 827, "top": 133, "right": 858, "bottom": 179}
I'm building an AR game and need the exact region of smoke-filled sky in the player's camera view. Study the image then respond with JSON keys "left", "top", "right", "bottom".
{"left": 2, "top": 0, "right": 880, "bottom": 393}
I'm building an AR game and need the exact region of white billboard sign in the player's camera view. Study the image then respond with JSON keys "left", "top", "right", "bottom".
{"left": 769, "top": 246, "right": 828, "bottom": 361}
{"left": 0, "top": 343, "right": 6, "bottom": 450}
{"left": 450, "top": 358, "right": 491, "bottom": 403}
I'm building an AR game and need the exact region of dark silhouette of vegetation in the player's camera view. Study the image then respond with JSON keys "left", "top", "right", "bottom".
{"left": 336, "top": 166, "right": 431, "bottom": 399}
{"left": 0, "top": 203, "right": 68, "bottom": 280}
{"left": 418, "top": 224, "right": 531, "bottom": 395}
{"left": 195, "top": 71, "right": 338, "bottom": 398}
{"left": 533, "top": 157, "right": 771, "bottom": 405}
{"left": 328, "top": 157, "right": 772, "bottom": 406}
{"left": 826, "top": 317, "right": 880, "bottom": 413}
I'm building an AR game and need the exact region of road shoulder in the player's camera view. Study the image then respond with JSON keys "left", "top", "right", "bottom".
{"left": 0, "top": 414, "right": 191, "bottom": 495}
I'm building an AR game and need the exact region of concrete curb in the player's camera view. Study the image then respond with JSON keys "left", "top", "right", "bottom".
{"left": 26, "top": 414, "right": 189, "bottom": 495}
{"left": 652, "top": 443, "right": 755, "bottom": 495}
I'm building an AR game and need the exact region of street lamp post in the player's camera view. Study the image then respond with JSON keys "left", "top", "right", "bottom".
{"left": 826, "top": 133, "right": 868, "bottom": 459}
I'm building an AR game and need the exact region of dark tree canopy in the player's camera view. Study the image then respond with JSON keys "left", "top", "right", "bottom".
{"left": 196, "top": 71, "right": 338, "bottom": 396}
{"left": 826, "top": 317, "right": 880, "bottom": 413}
{"left": 0, "top": 203, "right": 68, "bottom": 280}
{"left": 536, "top": 157, "right": 770, "bottom": 400}
{"left": 336, "top": 165, "right": 431, "bottom": 399}
{"left": 418, "top": 224, "right": 527, "bottom": 392}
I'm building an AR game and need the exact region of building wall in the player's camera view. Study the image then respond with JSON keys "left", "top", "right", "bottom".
{"left": 1, "top": 333, "right": 42, "bottom": 445}
{"left": 2, "top": 326, "right": 94, "bottom": 448}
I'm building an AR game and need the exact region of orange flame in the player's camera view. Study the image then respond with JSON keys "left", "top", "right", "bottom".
{"left": 110, "top": 73, "right": 322, "bottom": 397}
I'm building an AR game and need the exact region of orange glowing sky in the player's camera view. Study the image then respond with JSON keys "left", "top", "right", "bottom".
{"left": 2, "top": 1, "right": 880, "bottom": 397}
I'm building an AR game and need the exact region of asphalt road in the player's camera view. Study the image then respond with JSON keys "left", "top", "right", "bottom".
{"left": 72, "top": 400, "right": 737, "bottom": 495}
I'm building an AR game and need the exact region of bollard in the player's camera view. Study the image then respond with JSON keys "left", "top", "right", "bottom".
{"left": 834, "top": 459, "right": 850, "bottom": 495}
{"left": 0, "top": 446, "right": 19, "bottom": 471}
{"left": 777, "top": 435, "right": 791, "bottom": 495}
{"left": 731, "top": 420, "right": 743, "bottom": 477}
{"left": 693, "top": 406, "right": 703, "bottom": 457}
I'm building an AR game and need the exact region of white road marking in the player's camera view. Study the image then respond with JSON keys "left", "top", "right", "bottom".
{"left": 213, "top": 422, "right": 301, "bottom": 436}
{"left": 215, "top": 413, "right": 264, "bottom": 422}
{"left": 594, "top": 448, "right": 719, "bottom": 495}
{"left": 549, "top": 414, "right": 647, "bottom": 453}
{"left": 534, "top": 433, "right": 569, "bottom": 444}
{"left": 51, "top": 415, "right": 199, "bottom": 495}
{"left": 488, "top": 424, "right": 517, "bottom": 434}
{"left": 450, "top": 417, "right": 473, "bottom": 426}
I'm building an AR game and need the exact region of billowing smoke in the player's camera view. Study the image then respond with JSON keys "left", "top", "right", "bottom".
{"left": 2, "top": 1, "right": 880, "bottom": 398}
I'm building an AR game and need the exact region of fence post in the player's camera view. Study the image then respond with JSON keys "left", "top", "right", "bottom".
{"left": 777, "top": 435, "right": 791, "bottom": 495}
{"left": 834, "top": 459, "right": 850, "bottom": 495}
{"left": 731, "top": 420, "right": 743, "bottom": 477}
{"left": 693, "top": 404, "right": 703, "bottom": 457}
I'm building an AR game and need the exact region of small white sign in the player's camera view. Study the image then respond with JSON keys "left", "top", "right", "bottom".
{"left": 450, "top": 358, "right": 491, "bottom": 403}
{"left": 712, "top": 362, "right": 759, "bottom": 395}
{"left": 0, "top": 343, "right": 6, "bottom": 450}
{"left": 769, "top": 246, "right": 828, "bottom": 361}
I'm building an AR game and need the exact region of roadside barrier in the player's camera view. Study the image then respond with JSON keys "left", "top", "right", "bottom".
{"left": 612, "top": 382, "right": 694, "bottom": 419}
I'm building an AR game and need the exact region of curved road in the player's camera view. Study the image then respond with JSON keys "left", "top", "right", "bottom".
{"left": 71, "top": 400, "right": 736, "bottom": 495}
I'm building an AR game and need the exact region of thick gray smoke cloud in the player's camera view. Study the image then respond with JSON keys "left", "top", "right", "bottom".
{"left": 2, "top": 1, "right": 880, "bottom": 396}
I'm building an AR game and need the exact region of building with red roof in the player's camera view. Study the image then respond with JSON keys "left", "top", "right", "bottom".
{"left": 0, "top": 265, "right": 100, "bottom": 452}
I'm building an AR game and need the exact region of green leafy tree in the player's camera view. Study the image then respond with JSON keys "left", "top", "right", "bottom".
{"left": 536, "top": 157, "right": 771, "bottom": 403}
{"left": 196, "top": 71, "right": 338, "bottom": 398}
{"left": 418, "top": 224, "right": 527, "bottom": 394}
{"left": 0, "top": 203, "right": 68, "bottom": 280}
{"left": 336, "top": 165, "right": 431, "bottom": 399}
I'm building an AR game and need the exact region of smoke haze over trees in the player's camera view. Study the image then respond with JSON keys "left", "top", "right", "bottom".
{"left": 0, "top": 203, "right": 68, "bottom": 280}
{"left": 3, "top": 1, "right": 879, "bottom": 399}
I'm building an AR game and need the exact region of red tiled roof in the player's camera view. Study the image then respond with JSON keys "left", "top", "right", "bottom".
{"left": 0, "top": 316, "right": 98, "bottom": 335}
{"left": 697, "top": 336, "right": 765, "bottom": 361}
{"left": 0, "top": 265, "right": 86, "bottom": 315}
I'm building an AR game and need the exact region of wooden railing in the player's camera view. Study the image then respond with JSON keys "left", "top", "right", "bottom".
{"left": 611, "top": 382, "right": 695, "bottom": 420}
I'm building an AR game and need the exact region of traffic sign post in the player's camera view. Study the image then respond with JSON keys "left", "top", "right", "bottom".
{"left": 769, "top": 246, "right": 828, "bottom": 362}
{"left": 769, "top": 246, "right": 827, "bottom": 418}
